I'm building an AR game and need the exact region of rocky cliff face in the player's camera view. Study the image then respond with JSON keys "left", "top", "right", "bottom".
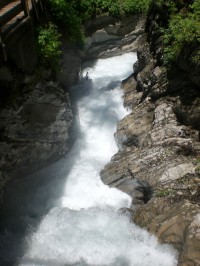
{"left": 84, "top": 14, "right": 146, "bottom": 59}
{"left": 0, "top": 13, "right": 144, "bottom": 207}
{"left": 0, "top": 80, "right": 73, "bottom": 201}
{"left": 0, "top": 44, "right": 81, "bottom": 205}
{"left": 101, "top": 9, "right": 200, "bottom": 266}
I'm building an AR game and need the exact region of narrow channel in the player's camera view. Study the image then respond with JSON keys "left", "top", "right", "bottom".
{"left": 0, "top": 53, "right": 177, "bottom": 266}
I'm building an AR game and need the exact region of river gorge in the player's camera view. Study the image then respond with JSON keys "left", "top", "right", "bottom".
{"left": 0, "top": 52, "right": 179, "bottom": 266}
{"left": 0, "top": 5, "right": 200, "bottom": 265}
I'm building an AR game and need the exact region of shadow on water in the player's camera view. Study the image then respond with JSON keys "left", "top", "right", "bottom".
{"left": 0, "top": 153, "right": 78, "bottom": 265}
{"left": 0, "top": 73, "right": 121, "bottom": 266}
{"left": 81, "top": 59, "right": 98, "bottom": 70}
{"left": 0, "top": 54, "right": 138, "bottom": 266}
{"left": 69, "top": 78, "right": 94, "bottom": 144}
{"left": 70, "top": 79, "right": 94, "bottom": 102}
{"left": 0, "top": 74, "right": 119, "bottom": 266}
{"left": 0, "top": 82, "right": 93, "bottom": 266}
{"left": 99, "top": 80, "right": 121, "bottom": 92}
{"left": 69, "top": 78, "right": 121, "bottom": 142}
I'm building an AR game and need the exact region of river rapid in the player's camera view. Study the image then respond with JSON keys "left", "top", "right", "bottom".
{"left": 0, "top": 53, "right": 177, "bottom": 266}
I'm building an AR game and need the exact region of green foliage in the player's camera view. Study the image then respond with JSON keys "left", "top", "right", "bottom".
{"left": 122, "top": 0, "right": 151, "bottom": 14}
{"left": 156, "top": 189, "right": 175, "bottom": 197}
{"left": 192, "top": 0, "right": 200, "bottom": 17}
{"left": 48, "top": 0, "right": 85, "bottom": 48}
{"left": 102, "top": 0, "right": 121, "bottom": 17}
{"left": 95, "top": 0, "right": 151, "bottom": 16}
{"left": 76, "top": 0, "right": 97, "bottom": 20}
{"left": 191, "top": 48, "right": 200, "bottom": 64}
{"left": 44, "top": 0, "right": 152, "bottom": 48}
{"left": 79, "top": 0, "right": 116, "bottom": 19}
{"left": 38, "top": 22, "right": 62, "bottom": 70}
{"left": 162, "top": 0, "right": 200, "bottom": 66}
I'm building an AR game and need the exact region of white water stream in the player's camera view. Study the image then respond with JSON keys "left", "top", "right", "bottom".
{"left": 0, "top": 53, "right": 178, "bottom": 266}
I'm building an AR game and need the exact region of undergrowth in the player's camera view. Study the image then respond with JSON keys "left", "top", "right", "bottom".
{"left": 160, "top": 0, "right": 200, "bottom": 66}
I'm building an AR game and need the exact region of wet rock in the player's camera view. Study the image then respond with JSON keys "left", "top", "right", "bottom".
{"left": 180, "top": 213, "right": 200, "bottom": 265}
{"left": 122, "top": 75, "right": 142, "bottom": 108}
{"left": 57, "top": 42, "right": 81, "bottom": 89}
{"left": 174, "top": 98, "right": 200, "bottom": 131}
{"left": 134, "top": 200, "right": 200, "bottom": 266}
{"left": 135, "top": 181, "right": 153, "bottom": 203}
{"left": 0, "top": 81, "right": 73, "bottom": 193}
{"left": 133, "top": 43, "right": 152, "bottom": 75}
{"left": 118, "top": 207, "right": 134, "bottom": 219}
{"left": 87, "top": 29, "right": 120, "bottom": 44}
{"left": 106, "top": 23, "right": 121, "bottom": 36}
{"left": 101, "top": 35, "right": 200, "bottom": 265}
{"left": 85, "top": 15, "right": 117, "bottom": 35}
{"left": 115, "top": 99, "right": 154, "bottom": 150}
{"left": 84, "top": 16, "right": 146, "bottom": 59}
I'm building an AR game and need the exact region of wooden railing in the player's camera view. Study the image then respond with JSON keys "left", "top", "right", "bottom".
{"left": 0, "top": 0, "right": 43, "bottom": 61}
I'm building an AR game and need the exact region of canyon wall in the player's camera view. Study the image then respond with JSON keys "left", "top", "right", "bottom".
{"left": 0, "top": 14, "right": 143, "bottom": 206}
{"left": 1, "top": 7, "right": 199, "bottom": 264}
{"left": 0, "top": 44, "right": 81, "bottom": 205}
{"left": 101, "top": 4, "right": 200, "bottom": 266}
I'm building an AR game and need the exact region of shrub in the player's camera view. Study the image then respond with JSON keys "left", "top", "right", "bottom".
{"left": 45, "top": 0, "right": 152, "bottom": 48}
{"left": 122, "top": 0, "right": 151, "bottom": 14}
{"left": 38, "top": 22, "right": 62, "bottom": 70}
{"left": 48, "top": 0, "right": 85, "bottom": 48}
{"left": 162, "top": 0, "right": 200, "bottom": 66}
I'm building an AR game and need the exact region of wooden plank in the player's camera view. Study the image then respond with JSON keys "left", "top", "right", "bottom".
{"left": 5, "top": 16, "right": 30, "bottom": 41}
{"left": 0, "top": 2, "right": 22, "bottom": 26}
{"left": 31, "top": 0, "right": 39, "bottom": 20}
{"left": 0, "top": 0, "right": 42, "bottom": 62}
{"left": 21, "top": 0, "right": 30, "bottom": 17}
{"left": 38, "top": 0, "right": 44, "bottom": 11}
{"left": 1, "top": 11, "right": 24, "bottom": 36}
{"left": 0, "top": 1, "right": 12, "bottom": 10}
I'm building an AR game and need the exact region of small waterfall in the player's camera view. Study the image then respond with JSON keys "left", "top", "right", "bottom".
{"left": 0, "top": 53, "right": 177, "bottom": 266}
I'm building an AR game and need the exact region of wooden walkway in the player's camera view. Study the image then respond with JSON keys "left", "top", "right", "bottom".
{"left": 0, "top": 0, "right": 43, "bottom": 61}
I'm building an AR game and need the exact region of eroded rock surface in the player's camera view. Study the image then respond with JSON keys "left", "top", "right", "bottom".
{"left": 84, "top": 15, "right": 146, "bottom": 59}
{"left": 0, "top": 81, "right": 73, "bottom": 200}
{"left": 101, "top": 36, "right": 200, "bottom": 266}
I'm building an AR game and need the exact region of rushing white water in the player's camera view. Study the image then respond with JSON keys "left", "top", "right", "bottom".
{"left": 16, "top": 53, "right": 177, "bottom": 266}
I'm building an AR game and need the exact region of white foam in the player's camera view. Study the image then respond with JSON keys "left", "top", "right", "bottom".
{"left": 83, "top": 53, "right": 137, "bottom": 90}
{"left": 61, "top": 87, "right": 131, "bottom": 210}
{"left": 18, "top": 53, "right": 178, "bottom": 266}
{"left": 20, "top": 207, "right": 177, "bottom": 266}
